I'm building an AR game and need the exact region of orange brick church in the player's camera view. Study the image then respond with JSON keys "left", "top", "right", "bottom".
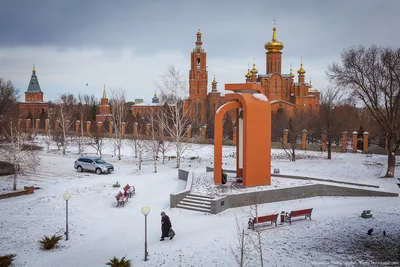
{"left": 183, "top": 21, "right": 320, "bottom": 126}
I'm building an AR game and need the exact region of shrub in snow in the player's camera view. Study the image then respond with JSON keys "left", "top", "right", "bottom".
{"left": 222, "top": 171, "right": 228, "bottom": 184}
{"left": 0, "top": 254, "right": 16, "bottom": 267}
{"left": 39, "top": 235, "right": 63, "bottom": 250}
{"left": 105, "top": 256, "right": 132, "bottom": 267}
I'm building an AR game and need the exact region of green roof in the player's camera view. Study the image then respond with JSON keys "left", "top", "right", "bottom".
{"left": 26, "top": 66, "right": 42, "bottom": 93}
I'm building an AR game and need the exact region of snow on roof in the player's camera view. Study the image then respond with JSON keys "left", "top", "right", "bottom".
{"left": 253, "top": 93, "right": 268, "bottom": 102}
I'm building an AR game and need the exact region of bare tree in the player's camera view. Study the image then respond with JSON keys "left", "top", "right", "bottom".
{"left": 1, "top": 120, "right": 39, "bottom": 190}
{"left": 109, "top": 89, "right": 128, "bottom": 160}
{"left": 145, "top": 110, "right": 161, "bottom": 173}
{"left": 318, "top": 87, "right": 348, "bottom": 159}
{"left": 55, "top": 94, "right": 76, "bottom": 155}
{"left": 157, "top": 65, "right": 195, "bottom": 168}
{"left": 328, "top": 46, "right": 400, "bottom": 177}
{"left": 230, "top": 214, "right": 251, "bottom": 267}
{"left": 248, "top": 196, "right": 264, "bottom": 267}
{"left": 0, "top": 78, "right": 19, "bottom": 116}
{"left": 88, "top": 122, "right": 108, "bottom": 157}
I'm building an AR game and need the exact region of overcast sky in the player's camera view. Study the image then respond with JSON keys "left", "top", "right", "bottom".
{"left": 1, "top": 0, "right": 399, "bottom": 102}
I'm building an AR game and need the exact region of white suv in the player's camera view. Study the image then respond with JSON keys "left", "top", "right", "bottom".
{"left": 74, "top": 156, "right": 114, "bottom": 175}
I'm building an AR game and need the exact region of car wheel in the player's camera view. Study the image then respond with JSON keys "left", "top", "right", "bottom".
{"left": 77, "top": 166, "right": 83, "bottom": 172}
{"left": 96, "top": 168, "right": 102, "bottom": 175}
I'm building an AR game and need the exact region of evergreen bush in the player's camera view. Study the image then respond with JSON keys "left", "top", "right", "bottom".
{"left": 39, "top": 235, "right": 63, "bottom": 250}
{"left": 105, "top": 256, "right": 132, "bottom": 267}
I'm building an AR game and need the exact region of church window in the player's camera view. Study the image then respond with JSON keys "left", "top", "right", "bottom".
{"left": 274, "top": 62, "right": 276, "bottom": 73}
{"left": 196, "top": 58, "right": 201, "bottom": 70}
{"left": 278, "top": 62, "right": 280, "bottom": 72}
{"left": 274, "top": 81, "right": 277, "bottom": 94}
{"left": 286, "top": 83, "right": 288, "bottom": 97}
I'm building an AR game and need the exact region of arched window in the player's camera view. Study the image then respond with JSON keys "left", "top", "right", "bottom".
{"left": 274, "top": 62, "right": 276, "bottom": 73}
{"left": 274, "top": 81, "right": 278, "bottom": 94}
{"left": 196, "top": 58, "right": 201, "bottom": 70}
{"left": 278, "top": 62, "right": 280, "bottom": 73}
{"left": 286, "top": 83, "right": 288, "bottom": 97}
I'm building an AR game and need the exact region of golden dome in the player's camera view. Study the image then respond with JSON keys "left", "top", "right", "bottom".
{"left": 212, "top": 74, "right": 217, "bottom": 86}
{"left": 289, "top": 63, "right": 294, "bottom": 78}
{"left": 265, "top": 19, "right": 284, "bottom": 52}
{"left": 251, "top": 58, "right": 258, "bottom": 75}
{"left": 298, "top": 57, "right": 306, "bottom": 75}
{"left": 245, "top": 68, "right": 251, "bottom": 79}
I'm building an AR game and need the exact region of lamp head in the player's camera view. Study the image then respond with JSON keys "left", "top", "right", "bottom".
{"left": 141, "top": 206, "right": 150, "bottom": 216}
{"left": 63, "top": 192, "right": 71, "bottom": 201}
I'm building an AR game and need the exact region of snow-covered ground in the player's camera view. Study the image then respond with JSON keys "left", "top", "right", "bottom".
{"left": 0, "top": 137, "right": 399, "bottom": 267}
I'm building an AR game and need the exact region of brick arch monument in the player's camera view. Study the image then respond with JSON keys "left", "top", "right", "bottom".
{"left": 214, "top": 83, "right": 272, "bottom": 187}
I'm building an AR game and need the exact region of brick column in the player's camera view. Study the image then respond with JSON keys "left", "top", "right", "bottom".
{"left": 202, "top": 126, "right": 207, "bottom": 144}
{"left": 301, "top": 129, "right": 307, "bottom": 150}
{"left": 363, "top": 131, "right": 369, "bottom": 154}
{"left": 232, "top": 126, "right": 237, "bottom": 145}
{"left": 76, "top": 120, "right": 80, "bottom": 135}
{"left": 283, "top": 129, "right": 288, "bottom": 147}
{"left": 186, "top": 125, "right": 192, "bottom": 141}
{"left": 133, "top": 122, "right": 138, "bottom": 139}
{"left": 86, "top": 121, "right": 91, "bottom": 135}
{"left": 146, "top": 123, "right": 150, "bottom": 136}
{"left": 45, "top": 119, "right": 49, "bottom": 133}
{"left": 97, "top": 121, "right": 102, "bottom": 137}
{"left": 35, "top": 119, "right": 40, "bottom": 131}
{"left": 341, "top": 131, "right": 347, "bottom": 153}
{"left": 352, "top": 131, "right": 358, "bottom": 153}
{"left": 109, "top": 122, "right": 113, "bottom": 137}
{"left": 65, "top": 120, "right": 70, "bottom": 132}
{"left": 321, "top": 131, "right": 327, "bottom": 152}
{"left": 121, "top": 122, "right": 126, "bottom": 138}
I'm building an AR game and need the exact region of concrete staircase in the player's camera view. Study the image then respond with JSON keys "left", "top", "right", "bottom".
{"left": 176, "top": 194, "right": 213, "bottom": 213}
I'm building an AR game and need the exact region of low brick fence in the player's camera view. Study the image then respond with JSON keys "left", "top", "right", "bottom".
{"left": 0, "top": 186, "right": 35, "bottom": 200}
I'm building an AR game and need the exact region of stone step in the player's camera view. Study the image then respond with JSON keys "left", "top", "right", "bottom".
{"left": 188, "top": 193, "right": 214, "bottom": 199}
{"left": 186, "top": 195, "right": 213, "bottom": 202}
{"left": 176, "top": 203, "right": 211, "bottom": 213}
{"left": 180, "top": 200, "right": 211, "bottom": 208}
{"left": 182, "top": 197, "right": 211, "bottom": 205}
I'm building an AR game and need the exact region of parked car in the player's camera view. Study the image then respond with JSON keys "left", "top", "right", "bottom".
{"left": 74, "top": 156, "right": 114, "bottom": 175}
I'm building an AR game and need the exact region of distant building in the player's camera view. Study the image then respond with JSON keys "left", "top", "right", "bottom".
{"left": 18, "top": 65, "right": 49, "bottom": 121}
{"left": 96, "top": 85, "right": 112, "bottom": 122}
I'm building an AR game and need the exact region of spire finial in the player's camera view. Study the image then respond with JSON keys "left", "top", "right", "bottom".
{"left": 154, "top": 90, "right": 157, "bottom": 97}
{"left": 274, "top": 17, "right": 276, "bottom": 27}
{"left": 272, "top": 18, "right": 277, "bottom": 41}
{"left": 298, "top": 57, "right": 306, "bottom": 75}
{"left": 289, "top": 63, "right": 294, "bottom": 78}
{"left": 32, "top": 64, "right": 36, "bottom": 73}
{"left": 103, "top": 84, "right": 107, "bottom": 99}
{"left": 251, "top": 57, "right": 258, "bottom": 75}
{"left": 309, "top": 77, "right": 313, "bottom": 88}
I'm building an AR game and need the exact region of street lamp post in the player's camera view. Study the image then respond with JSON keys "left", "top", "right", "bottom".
{"left": 141, "top": 206, "right": 150, "bottom": 261}
{"left": 63, "top": 192, "right": 71, "bottom": 241}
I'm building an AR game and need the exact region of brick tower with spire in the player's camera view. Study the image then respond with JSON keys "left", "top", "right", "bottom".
{"left": 96, "top": 84, "right": 111, "bottom": 122}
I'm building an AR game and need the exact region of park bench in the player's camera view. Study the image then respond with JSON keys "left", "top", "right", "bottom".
{"left": 285, "top": 208, "right": 313, "bottom": 224}
{"left": 248, "top": 213, "right": 279, "bottom": 230}
{"left": 123, "top": 184, "right": 135, "bottom": 198}
{"left": 115, "top": 191, "right": 128, "bottom": 208}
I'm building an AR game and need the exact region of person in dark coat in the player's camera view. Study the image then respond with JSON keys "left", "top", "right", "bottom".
{"left": 160, "top": 211, "right": 173, "bottom": 241}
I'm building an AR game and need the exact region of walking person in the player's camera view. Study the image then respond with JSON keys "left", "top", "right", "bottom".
{"left": 160, "top": 211, "right": 174, "bottom": 241}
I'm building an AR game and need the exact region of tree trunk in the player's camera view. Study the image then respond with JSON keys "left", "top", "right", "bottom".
{"left": 385, "top": 137, "right": 396, "bottom": 178}
{"left": 153, "top": 154, "right": 157, "bottom": 173}
{"left": 291, "top": 146, "right": 296, "bottom": 162}
{"left": 13, "top": 172, "right": 17, "bottom": 191}
{"left": 176, "top": 143, "right": 181, "bottom": 168}
{"left": 327, "top": 139, "right": 332, "bottom": 160}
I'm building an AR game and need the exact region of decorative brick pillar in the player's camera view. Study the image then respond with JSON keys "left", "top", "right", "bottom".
{"left": 352, "top": 131, "right": 358, "bottom": 153}
{"left": 45, "top": 119, "right": 49, "bottom": 133}
{"left": 76, "top": 120, "right": 80, "bottom": 135}
{"left": 133, "top": 122, "right": 138, "bottom": 139}
{"left": 341, "top": 131, "right": 347, "bottom": 153}
{"left": 65, "top": 120, "right": 70, "bottom": 132}
{"left": 363, "top": 131, "right": 369, "bottom": 154}
{"left": 232, "top": 126, "right": 237, "bottom": 145}
{"left": 121, "top": 122, "right": 126, "bottom": 138}
{"left": 321, "top": 131, "right": 327, "bottom": 152}
{"left": 186, "top": 125, "right": 192, "bottom": 141}
{"left": 301, "top": 129, "right": 307, "bottom": 150}
{"left": 26, "top": 119, "right": 31, "bottom": 130}
{"left": 86, "top": 121, "right": 91, "bottom": 135}
{"left": 35, "top": 119, "right": 40, "bottom": 131}
{"left": 109, "top": 122, "right": 113, "bottom": 137}
{"left": 146, "top": 123, "right": 150, "bottom": 136}
{"left": 97, "top": 121, "right": 102, "bottom": 136}
{"left": 283, "top": 129, "right": 288, "bottom": 147}
{"left": 201, "top": 126, "right": 207, "bottom": 144}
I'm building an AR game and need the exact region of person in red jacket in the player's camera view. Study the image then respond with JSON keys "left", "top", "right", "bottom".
{"left": 160, "top": 211, "right": 174, "bottom": 241}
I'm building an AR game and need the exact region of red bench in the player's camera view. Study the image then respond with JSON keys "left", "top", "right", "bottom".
{"left": 248, "top": 213, "right": 279, "bottom": 230}
{"left": 115, "top": 191, "right": 128, "bottom": 208}
{"left": 123, "top": 184, "right": 135, "bottom": 198}
{"left": 285, "top": 208, "right": 313, "bottom": 224}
